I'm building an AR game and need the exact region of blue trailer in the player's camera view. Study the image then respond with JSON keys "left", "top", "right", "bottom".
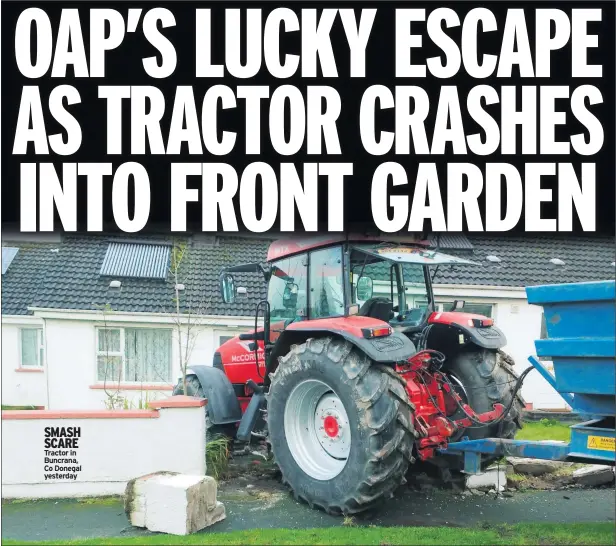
{"left": 441, "top": 280, "right": 615, "bottom": 474}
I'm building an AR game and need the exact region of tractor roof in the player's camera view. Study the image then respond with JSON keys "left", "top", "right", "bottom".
{"left": 266, "top": 234, "right": 431, "bottom": 262}
{"left": 353, "top": 244, "right": 478, "bottom": 266}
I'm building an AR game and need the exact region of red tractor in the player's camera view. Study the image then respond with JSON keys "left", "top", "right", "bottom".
{"left": 174, "top": 235, "right": 524, "bottom": 514}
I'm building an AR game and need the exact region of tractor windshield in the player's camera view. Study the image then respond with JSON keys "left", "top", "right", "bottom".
{"left": 350, "top": 248, "right": 428, "bottom": 325}
{"left": 268, "top": 254, "right": 308, "bottom": 324}
{"left": 268, "top": 246, "right": 346, "bottom": 324}
{"left": 350, "top": 244, "right": 476, "bottom": 327}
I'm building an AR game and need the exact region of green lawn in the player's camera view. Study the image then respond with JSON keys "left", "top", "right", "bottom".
{"left": 516, "top": 419, "right": 573, "bottom": 442}
{"left": 3, "top": 523, "right": 613, "bottom": 545}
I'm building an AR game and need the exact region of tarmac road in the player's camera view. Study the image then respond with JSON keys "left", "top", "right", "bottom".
{"left": 2, "top": 482, "right": 614, "bottom": 542}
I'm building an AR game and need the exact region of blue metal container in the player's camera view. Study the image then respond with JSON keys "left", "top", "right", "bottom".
{"left": 443, "top": 280, "right": 615, "bottom": 471}
{"left": 526, "top": 280, "right": 615, "bottom": 417}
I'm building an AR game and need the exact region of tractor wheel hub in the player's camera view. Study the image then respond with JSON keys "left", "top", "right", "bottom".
{"left": 284, "top": 380, "right": 351, "bottom": 480}
{"left": 323, "top": 415, "right": 340, "bottom": 437}
{"left": 315, "top": 394, "right": 350, "bottom": 459}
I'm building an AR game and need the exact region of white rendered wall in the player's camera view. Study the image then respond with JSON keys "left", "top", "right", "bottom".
{"left": 1, "top": 402, "right": 206, "bottom": 499}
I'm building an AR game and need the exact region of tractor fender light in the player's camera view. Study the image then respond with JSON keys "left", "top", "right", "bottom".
{"left": 471, "top": 318, "right": 494, "bottom": 328}
{"left": 362, "top": 326, "right": 393, "bottom": 339}
{"left": 347, "top": 304, "right": 360, "bottom": 316}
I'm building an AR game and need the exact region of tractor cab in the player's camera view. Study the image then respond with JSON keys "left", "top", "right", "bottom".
{"left": 219, "top": 238, "right": 478, "bottom": 362}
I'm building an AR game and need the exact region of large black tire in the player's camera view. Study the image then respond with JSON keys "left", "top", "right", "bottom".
{"left": 172, "top": 376, "right": 237, "bottom": 439}
{"left": 435, "top": 348, "right": 524, "bottom": 471}
{"left": 267, "top": 337, "right": 416, "bottom": 515}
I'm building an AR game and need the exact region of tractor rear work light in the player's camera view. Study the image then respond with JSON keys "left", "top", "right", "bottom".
{"left": 472, "top": 318, "right": 494, "bottom": 328}
{"left": 362, "top": 326, "right": 393, "bottom": 339}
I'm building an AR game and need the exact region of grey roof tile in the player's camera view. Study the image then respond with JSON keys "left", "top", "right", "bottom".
{"left": 2, "top": 234, "right": 614, "bottom": 317}
{"left": 427, "top": 233, "right": 474, "bottom": 250}
{"left": 28, "top": 235, "right": 271, "bottom": 317}
{"left": 1, "top": 243, "right": 61, "bottom": 315}
{"left": 432, "top": 235, "right": 615, "bottom": 287}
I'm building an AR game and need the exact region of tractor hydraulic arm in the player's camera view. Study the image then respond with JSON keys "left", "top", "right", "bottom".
{"left": 441, "top": 381, "right": 505, "bottom": 429}
{"left": 396, "top": 352, "right": 506, "bottom": 461}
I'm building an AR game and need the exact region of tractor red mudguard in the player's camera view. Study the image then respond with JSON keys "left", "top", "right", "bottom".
{"left": 277, "top": 315, "right": 418, "bottom": 364}
{"left": 428, "top": 311, "right": 507, "bottom": 350}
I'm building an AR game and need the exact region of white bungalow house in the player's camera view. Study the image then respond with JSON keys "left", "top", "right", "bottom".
{"left": 1, "top": 232, "right": 614, "bottom": 411}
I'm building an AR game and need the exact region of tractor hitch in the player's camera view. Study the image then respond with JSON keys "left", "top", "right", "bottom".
{"left": 395, "top": 351, "right": 508, "bottom": 461}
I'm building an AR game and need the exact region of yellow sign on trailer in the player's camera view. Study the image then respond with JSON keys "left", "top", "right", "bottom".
{"left": 587, "top": 436, "right": 616, "bottom": 452}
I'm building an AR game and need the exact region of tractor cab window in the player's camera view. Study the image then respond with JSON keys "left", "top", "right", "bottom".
{"left": 309, "top": 246, "right": 345, "bottom": 319}
{"left": 268, "top": 254, "right": 308, "bottom": 325}
{"left": 351, "top": 261, "right": 394, "bottom": 306}
{"left": 401, "top": 264, "right": 431, "bottom": 326}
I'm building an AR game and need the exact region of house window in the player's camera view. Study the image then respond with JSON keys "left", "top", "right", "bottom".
{"left": 539, "top": 313, "right": 552, "bottom": 362}
{"left": 436, "top": 301, "right": 493, "bottom": 317}
{"left": 418, "top": 301, "right": 494, "bottom": 317}
{"left": 217, "top": 335, "right": 235, "bottom": 347}
{"left": 96, "top": 327, "right": 172, "bottom": 383}
{"left": 20, "top": 328, "right": 44, "bottom": 367}
{"left": 540, "top": 313, "right": 547, "bottom": 339}
{"left": 455, "top": 303, "right": 493, "bottom": 318}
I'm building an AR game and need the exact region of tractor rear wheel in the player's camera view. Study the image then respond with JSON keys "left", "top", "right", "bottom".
{"left": 267, "top": 337, "right": 416, "bottom": 515}
{"left": 437, "top": 348, "right": 524, "bottom": 471}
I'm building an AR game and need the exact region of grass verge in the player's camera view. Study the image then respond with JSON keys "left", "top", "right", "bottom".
{"left": 3, "top": 523, "right": 614, "bottom": 545}
{"left": 516, "top": 419, "right": 573, "bottom": 442}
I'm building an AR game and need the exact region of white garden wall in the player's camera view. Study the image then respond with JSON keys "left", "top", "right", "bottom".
{"left": 1, "top": 396, "right": 207, "bottom": 499}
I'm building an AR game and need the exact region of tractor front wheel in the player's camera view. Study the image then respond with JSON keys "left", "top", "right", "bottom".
{"left": 267, "top": 337, "right": 416, "bottom": 515}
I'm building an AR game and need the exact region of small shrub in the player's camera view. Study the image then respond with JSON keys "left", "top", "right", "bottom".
{"left": 539, "top": 418, "right": 560, "bottom": 427}
{"left": 206, "top": 434, "right": 230, "bottom": 480}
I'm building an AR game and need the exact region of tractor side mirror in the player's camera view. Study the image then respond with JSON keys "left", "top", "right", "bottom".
{"left": 283, "top": 282, "right": 299, "bottom": 309}
{"left": 450, "top": 299, "right": 465, "bottom": 312}
{"left": 220, "top": 273, "right": 236, "bottom": 304}
{"left": 356, "top": 276, "right": 373, "bottom": 301}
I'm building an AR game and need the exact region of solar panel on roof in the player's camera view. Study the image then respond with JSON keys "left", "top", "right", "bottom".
{"left": 99, "top": 243, "right": 170, "bottom": 279}
{"left": 2, "top": 247, "right": 19, "bottom": 274}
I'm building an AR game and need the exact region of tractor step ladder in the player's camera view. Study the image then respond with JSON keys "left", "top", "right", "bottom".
{"left": 442, "top": 280, "right": 615, "bottom": 473}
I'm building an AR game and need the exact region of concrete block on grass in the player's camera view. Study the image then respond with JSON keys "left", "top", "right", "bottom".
{"left": 506, "top": 457, "right": 571, "bottom": 476}
{"left": 572, "top": 465, "right": 615, "bottom": 487}
{"left": 465, "top": 466, "right": 506, "bottom": 491}
{"left": 125, "top": 471, "right": 225, "bottom": 535}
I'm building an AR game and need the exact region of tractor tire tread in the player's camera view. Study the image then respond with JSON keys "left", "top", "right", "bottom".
{"left": 431, "top": 348, "right": 525, "bottom": 476}
{"left": 268, "top": 336, "right": 415, "bottom": 515}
